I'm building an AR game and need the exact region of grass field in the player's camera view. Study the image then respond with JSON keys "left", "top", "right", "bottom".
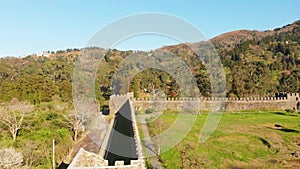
{"left": 143, "top": 110, "right": 300, "bottom": 168}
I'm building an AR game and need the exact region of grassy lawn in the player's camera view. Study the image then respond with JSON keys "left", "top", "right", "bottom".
{"left": 144, "top": 110, "right": 300, "bottom": 168}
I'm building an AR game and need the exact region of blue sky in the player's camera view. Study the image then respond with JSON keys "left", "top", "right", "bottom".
{"left": 0, "top": 0, "right": 299, "bottom": 57}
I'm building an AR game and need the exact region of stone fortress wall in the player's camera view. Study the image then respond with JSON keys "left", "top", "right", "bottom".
{"left": 68, "top": 94, "right": 145, "bottom": 169}
{"left": 132, "top": 93, "right": 300, "bottom": 112}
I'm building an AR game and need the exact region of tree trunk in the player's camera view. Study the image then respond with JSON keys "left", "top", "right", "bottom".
{"left": 10, "top": 128, "right": 18, "bottom": 141}
{"left": 12, "top": 130, "right": 17, "bottom": 141}
{"left": 74, "top": 130, "right": 78, "bottom": 141}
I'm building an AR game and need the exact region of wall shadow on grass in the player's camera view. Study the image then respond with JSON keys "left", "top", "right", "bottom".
{"left": 277, "top": 128, "right": 299, "bottom": 133}
{"left": 273, "top": 112, "right": 287, "bottom": 116}
{"left": 267, "top": 127, "right": 299, "bottom": 133}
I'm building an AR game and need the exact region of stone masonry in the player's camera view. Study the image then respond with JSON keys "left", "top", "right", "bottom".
{"left": 132, "top": 93, "right": 299, "bottom": 112}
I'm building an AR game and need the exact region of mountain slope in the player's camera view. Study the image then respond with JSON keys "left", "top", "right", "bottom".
{"left": 210, "top": 20, "right": 300, "bottom": 49}
{"left": 0, "top": 19, "right": 299, "bottom": 104}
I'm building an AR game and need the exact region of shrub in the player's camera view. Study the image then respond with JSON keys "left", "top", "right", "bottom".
{"left": 285, "top": 109, "right": 296, "bottom": 114}
{"left": 145, "top": 108, "right": 155, "bottom": 114}
{"left": 0, "top": 148, "right": 23, "bottom": 169}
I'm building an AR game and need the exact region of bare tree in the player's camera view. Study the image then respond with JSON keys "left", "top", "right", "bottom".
{"left": 0, "top": 148, "right": 24, "bottom": 169}
{"left": 0, "top": 99, "right": 33, "bottom": 141}
{"left": 21, "top": 141, "right": 42, "bottom": 167}
{"left": 63, "top": 110, "right": 86, "bottom": 141}
{"left": 63, "top": 99, "right": 100, "bottom": 141}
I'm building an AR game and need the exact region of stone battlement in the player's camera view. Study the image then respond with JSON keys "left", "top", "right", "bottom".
{"left": 133, "top": 92, "right": 299, "bottom": 101}
{"left": 68, "top": 148, "right": 144, "bottom": 169}
{"left": 130, "top": 93, "right": 299, "bottom": 112}
{"left": 134, "top": 96, "right": 289, "bottom": 101}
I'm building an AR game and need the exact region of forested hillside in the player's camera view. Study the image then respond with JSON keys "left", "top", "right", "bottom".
{"left": 0, "top": 20, "right": 299, "bottom": 106}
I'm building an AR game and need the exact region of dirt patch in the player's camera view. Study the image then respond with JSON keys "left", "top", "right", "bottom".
{"left": 224, "top": 159, "right": 279, "bottom": 169}
{"left": 64, "top": 134, "right": 101, "bottom": 164}
{"left": 286, "top": 159, "right": 300, "bottom": 168}
{"left": 263, "top": 123, "right": 284, "bottom": 129}
{"left": 292, "top": 136, "right": 300, "bottom": 146}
